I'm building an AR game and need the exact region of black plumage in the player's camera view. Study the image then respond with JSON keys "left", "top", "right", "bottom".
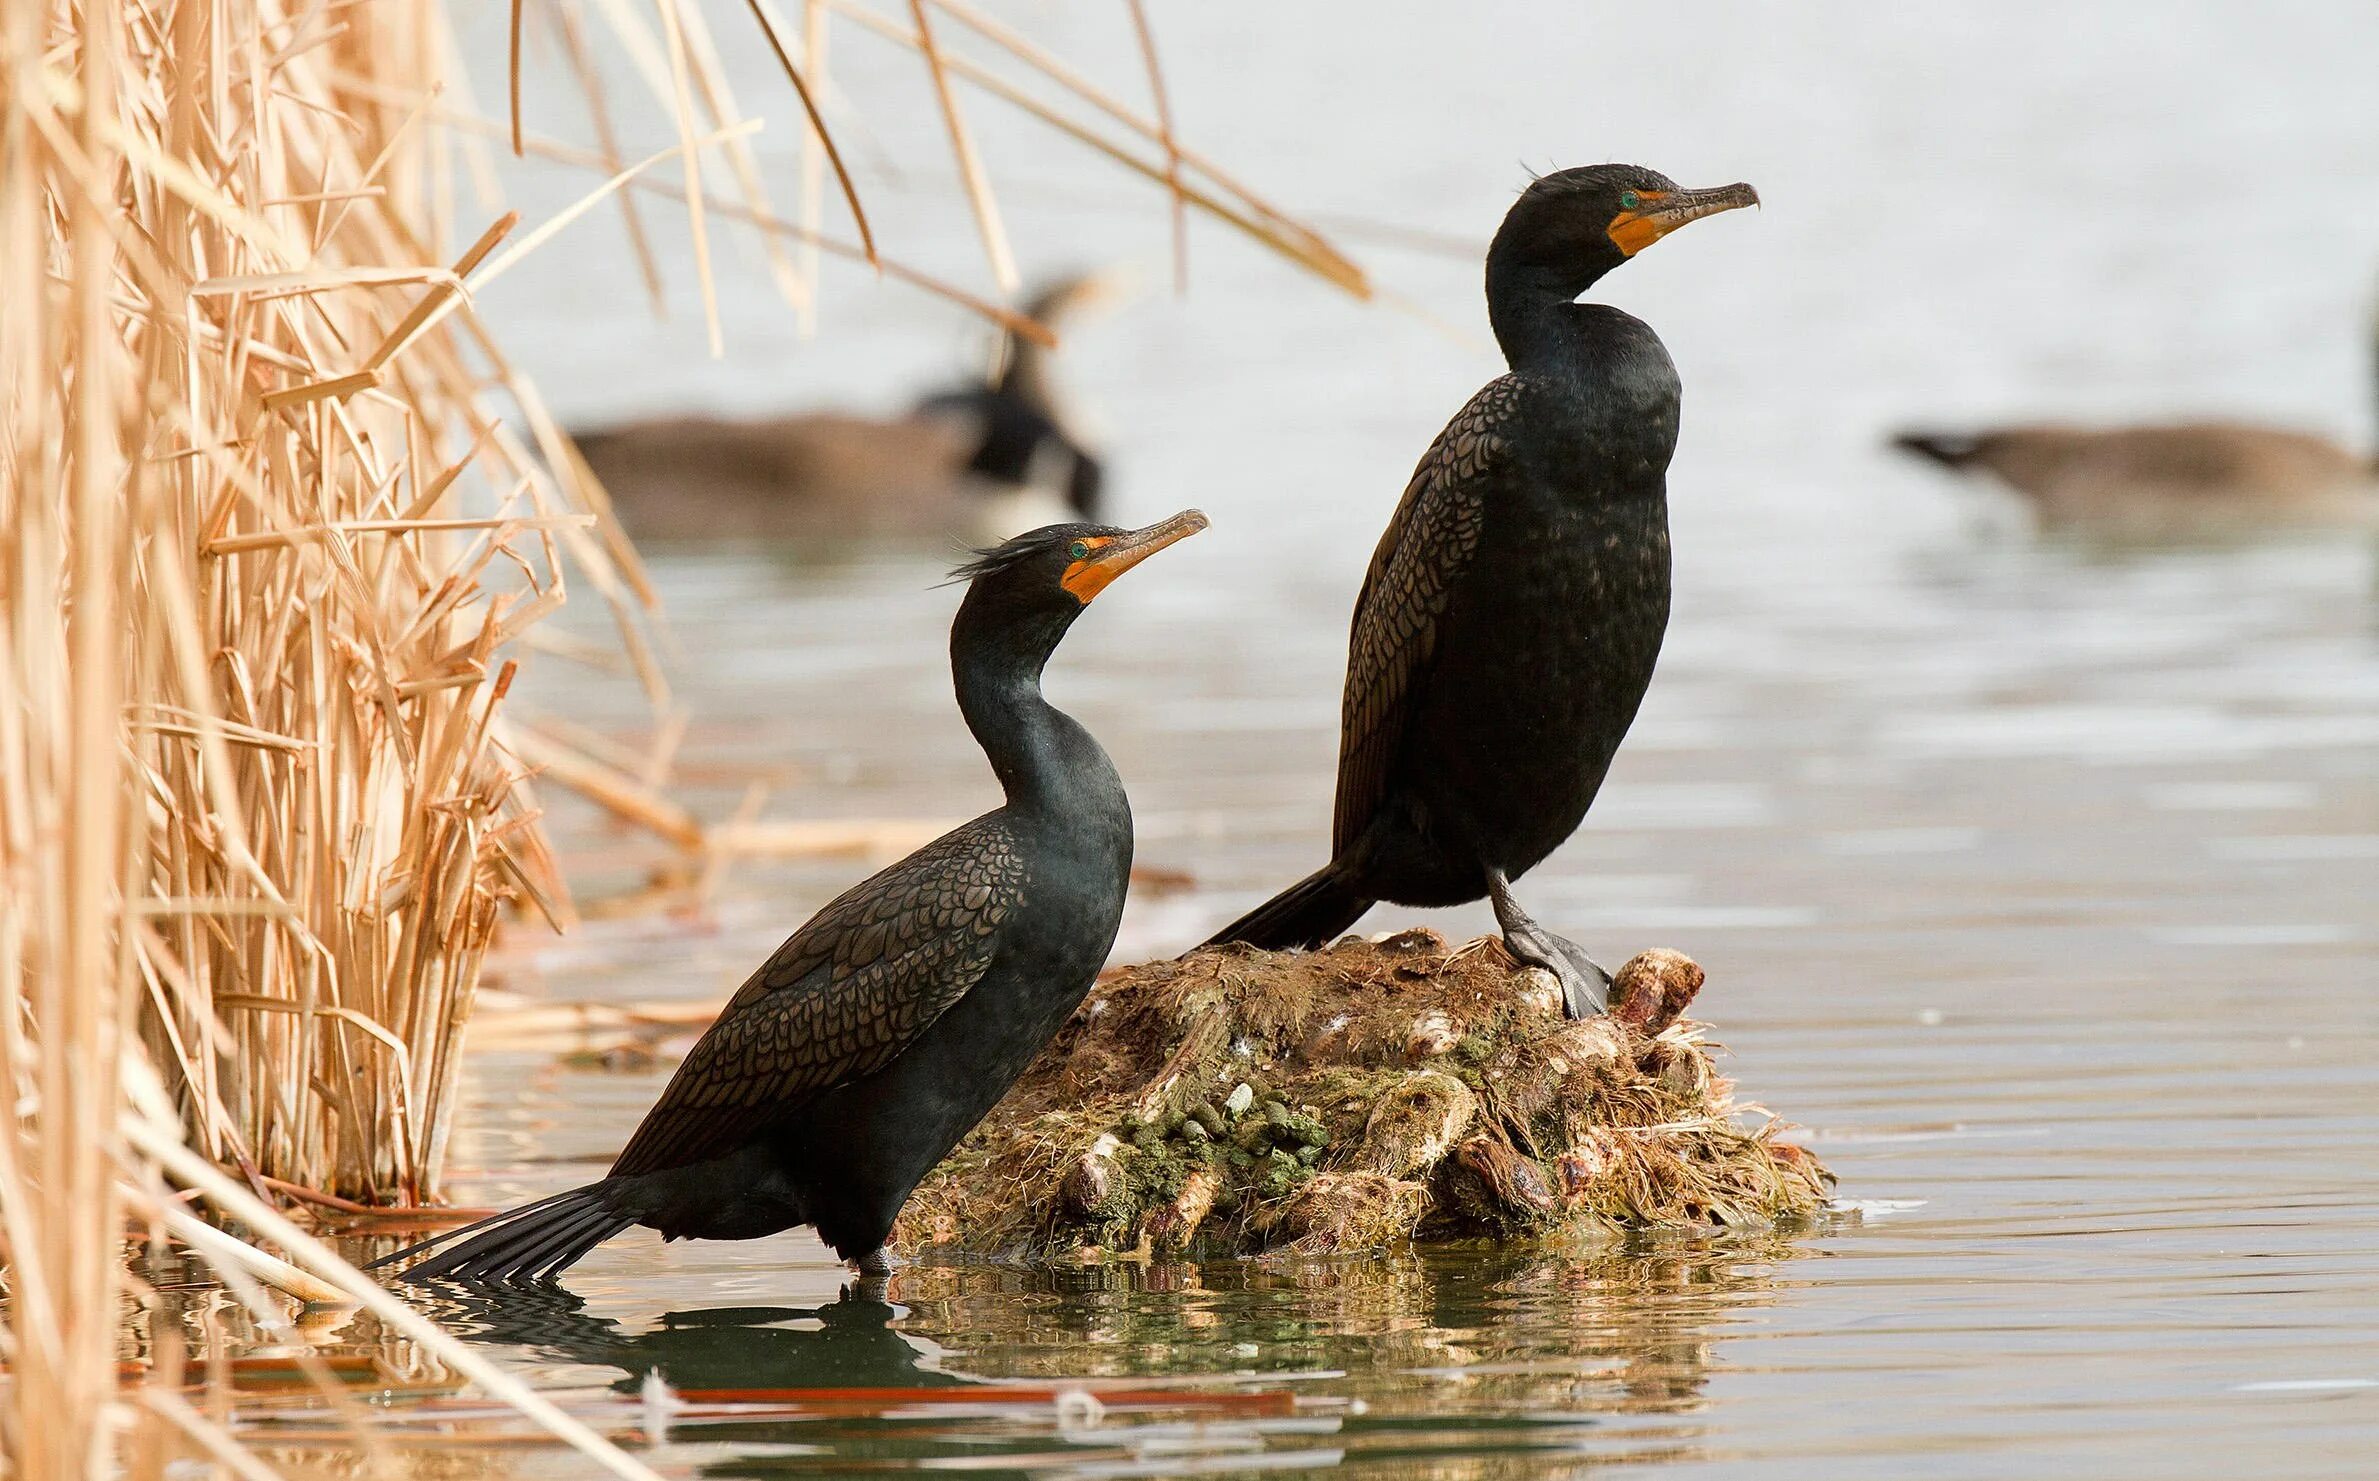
{"left": 917, "top": 274, "right": 1109, "bottom": 520}
{"left": 424, "top": 1282, "right": 959, "bottom": 1396}
{"left": 1205, "top": 165, "right": 1757, "bottom": 1018}
{"left": 378, "top": 511, "right": 1207, "bottom": 1284}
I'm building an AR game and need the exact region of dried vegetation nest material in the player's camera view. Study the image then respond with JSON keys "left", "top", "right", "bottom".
{"left": 893, "top": 930, "right": 1831, "bottom": 1259}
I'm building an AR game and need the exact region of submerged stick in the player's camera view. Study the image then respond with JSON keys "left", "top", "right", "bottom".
{"left": 126, "top": 1115, "right": 667, "bottom": 1481}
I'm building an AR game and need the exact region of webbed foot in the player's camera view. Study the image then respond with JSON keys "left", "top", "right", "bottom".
{"left": 1487, "top": 868, "right": 1612, "bottom": 1018}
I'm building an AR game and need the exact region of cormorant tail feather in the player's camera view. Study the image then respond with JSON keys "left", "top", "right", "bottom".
{"left": 372, "top": 1185, "right": 631, "bottom": 1286}
{"left": 1200, "top": 865, "right": 1374, "bottom": 952}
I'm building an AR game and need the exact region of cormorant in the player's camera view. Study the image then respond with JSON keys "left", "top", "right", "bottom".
{"left": 1892, "top": 301, "right": 2378, "bottom": 535}
{"left": 424, "top": 1284, "right": 961, "bottom": 1396}
{"left": 573, "top": 274, "right": 1115, "bottom": 545}
{"left": 377, "top": 511, "right": 1206, "bottom": 1284}
{"left": 1202, "top": 165, "right": 1758, "bottom": 1019}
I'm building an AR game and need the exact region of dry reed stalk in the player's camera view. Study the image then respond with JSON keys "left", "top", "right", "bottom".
{"left": 1122, "top": 0, "right": 1187, "bottom": 293}
{"left": 823, "top": 0, "right": 1371, "bottom": 298}
{"left": 0, "top": 4, "right": 137, "bottom": 1478}
{"left": 3, "top": 0, "right": 1363, "bottom": 1470}
{"left": 796, "top": 0, "right": 834, "bottom": 334}
{"left": 906, "top": 0, "right": 1019, "bottom": 293}
{"left": 746, "top": 0, "right": 875, "bottom": 267}
{"left": 0, "top": 0, "right": 667, "bottom": 1468}
{"left": 121, "top": 1093, "right": 662, "bottom": 1480}
{"left": 548, "top": 0, "right": 670, "bottom": 312}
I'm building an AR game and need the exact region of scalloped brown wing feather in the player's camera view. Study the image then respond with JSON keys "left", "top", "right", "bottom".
{"left": 1330, "top": 377, "right": 1512, "bottom": 855}
{"left": 607, "top": 817, "right": 1026, "bottom": 1177}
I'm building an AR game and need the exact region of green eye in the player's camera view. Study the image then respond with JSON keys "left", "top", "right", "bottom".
{"left": 1619, "top": 190, "right": 1640, "bottom": 210}
{"left": 1067, "top": 540, "right": 1090, "bottom": 560}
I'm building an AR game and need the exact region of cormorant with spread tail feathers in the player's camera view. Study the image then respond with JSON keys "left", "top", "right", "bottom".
{"left": 1203, "top": 165, "right": 1758, "bottom": 1019}
{"left": 378, "top": 512, "right": 1206, "bottom": 1283}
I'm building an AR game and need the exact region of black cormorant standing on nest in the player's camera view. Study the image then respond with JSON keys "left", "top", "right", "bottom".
{"left": 377, "top": 510, "right": 1206, "bottom": 1284}
{"left": 572, "top": 274, "right": 1116, "bottom": 545}
{"left": 1892, "top": 300, "right": 2378, "bottom": 535}
{"left": 1203, "top": 165, "right": 1758, "bottom": 1019}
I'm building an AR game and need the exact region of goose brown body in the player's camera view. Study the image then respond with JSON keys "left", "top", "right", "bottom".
{"left": 1894, "top": 421, "right": 2375, "bottom": 535}
{"left": 574, "top": 276, "right": 1110, "bottom": 545}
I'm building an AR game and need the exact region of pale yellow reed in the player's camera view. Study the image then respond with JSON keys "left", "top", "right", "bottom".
{"left": 0, "top": 0, "right": 1361, "bottom": 1472}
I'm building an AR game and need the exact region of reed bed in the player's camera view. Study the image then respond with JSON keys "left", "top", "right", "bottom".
{"left": 1, "top": 0, "right": 666, "bottom": 1463}
{"left": 3, "top": 0, "right": 1361, "bottom": 1473}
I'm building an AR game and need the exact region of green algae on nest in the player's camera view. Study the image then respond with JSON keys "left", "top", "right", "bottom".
{"left": 892, "top": 930, "right": 1832, "bottom": 1259}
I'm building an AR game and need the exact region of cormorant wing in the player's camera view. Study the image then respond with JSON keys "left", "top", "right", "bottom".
{"left": 607, "top": 818, "right": 1026, "bottom": 1177}
{"left": 1331, "top": 378, "right": 1511, "bottom": 854}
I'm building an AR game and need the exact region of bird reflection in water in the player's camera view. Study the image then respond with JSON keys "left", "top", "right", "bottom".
{"left": 418, "top": 1280, "right": 962, "bottom": 1398}
{"left": 279, "top": 1243, "right": 1798, "bottom": 1476}
{"left": 406, "top": 1240, "right": 1785, "bottom": 1421}
{"left": 887, "top": 1240, "right": 1793, "bottom": 1422}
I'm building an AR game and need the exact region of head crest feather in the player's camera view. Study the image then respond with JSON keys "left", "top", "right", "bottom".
{"left": 941, "top": 525, "right": 1077, "bottom": 587}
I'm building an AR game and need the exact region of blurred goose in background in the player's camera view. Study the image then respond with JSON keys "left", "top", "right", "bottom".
{"left": 1892, "top": 300, "right": 2379, "bottom": 538}
{"left": 572, "top": 273, "right": 1118, "bottom": 547}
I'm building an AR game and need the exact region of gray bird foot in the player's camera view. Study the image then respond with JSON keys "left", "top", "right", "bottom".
{"left": 851, "top": 1246, "right": 900, "bottom": 1278}
{"left": 1487, "top": 868, "right": 1612, "bottom": 1019}
{"left": 1525, "top": 932, "right": 1614, "bottom": 1019}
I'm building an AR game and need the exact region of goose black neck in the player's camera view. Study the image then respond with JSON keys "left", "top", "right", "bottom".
{"left": 1486, "top": 254, "right": 1622, "bottom": 377}
{"left": 950, "top": 597, "right": 1090, "bottom": 810}
{"left": 2369, "top": 315, "right": 2379, "bottom": 463}
{"left": 995, "top": 335, "right": 1056, "bottom": 421}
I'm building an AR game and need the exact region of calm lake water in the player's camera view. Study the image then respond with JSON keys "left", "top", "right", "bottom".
{"left": 257, "top": 0, "right": 2379, "bottom": 1474}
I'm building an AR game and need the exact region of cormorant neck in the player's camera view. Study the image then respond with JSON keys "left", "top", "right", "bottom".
{"left": 1485, "top": 257, "right": 1613, "bottom": 377}
{"left": 951, "top": 610, "right": 1088, "bottom": 811}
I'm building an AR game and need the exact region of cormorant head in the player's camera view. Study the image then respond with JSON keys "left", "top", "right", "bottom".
{"left": 1488, "top": 164, "right": 1759, "bottom": 299}
{"left": 948, "top": 510, "right": 1207, "bottom": 665}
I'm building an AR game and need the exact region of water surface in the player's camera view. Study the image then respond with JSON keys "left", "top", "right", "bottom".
{"left": 262, "top": 0, "right": 2379, "bottom": 1473}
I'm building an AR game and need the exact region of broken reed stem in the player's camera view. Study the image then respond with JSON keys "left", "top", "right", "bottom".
{"left": 125, "top": 1107, "right": 663, "bottom": 1481}
{"left": 797, "top": 0, "right": 833, "bottom": 334}
{"left": 653, "top": 0, "right": 726, "bottom": 355}
{"left": 746, "top": 0, "right": 878, "bottom": 266}
{"left": 825, "top": 0, "right": 1370, "bottom": 298}
{"left": 1123, "top": 0, "right": 1187, "bottom": 294}
{"left": 3, "top": 0, "right": 1364, "bottom": 1471}
{"left": 917, "top": 0, "right": 1365, "bottom": 287}
{"left": 1, "top": 0, "right": 669, "bottom": 1468}
{"left": 1, "top": 1, "right": 738, "bottom": 1471}
{"left": 412, "top": 100, "right": 1059, "bottom": 345}
{"left": 549, "top": 0, "right": 670, "bottom": 311}
{"left": 0, "top": 3, "right": 134, "bottom": 1476}
{"left": 907, "top": 0, "right": 1019, "bottom": 294}
{"left": 509, "top": 0, "right": 527, "bottom": 154}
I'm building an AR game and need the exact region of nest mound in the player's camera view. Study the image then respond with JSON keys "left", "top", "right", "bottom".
{"left": 894, "top": 930, "right": 1831, "bottom": 1259}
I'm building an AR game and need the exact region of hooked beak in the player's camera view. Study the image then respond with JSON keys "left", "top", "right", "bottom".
{"left": 1608, "top": 181, "right": 1760, "bottom": 257}
{"left": 1062, "top": 508, "right": 1209, "bottom": 604}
